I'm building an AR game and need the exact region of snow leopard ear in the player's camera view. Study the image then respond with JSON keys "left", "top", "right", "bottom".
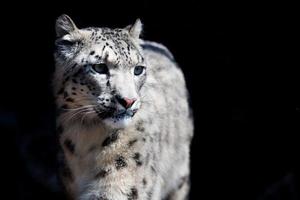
{"left": 126, "top": 18, "right": 143, "bottom": 39}
{"left": 56, "top": 14, "right": 78, "bottom": 38}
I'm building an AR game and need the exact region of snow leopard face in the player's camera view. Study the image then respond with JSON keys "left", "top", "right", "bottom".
{"left": 54, "top": 15, "right": 146, "bottom": 128}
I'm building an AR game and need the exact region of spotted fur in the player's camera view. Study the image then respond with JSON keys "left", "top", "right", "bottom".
{"left": 53, "top": 14, "right": 193, "bottom": 200}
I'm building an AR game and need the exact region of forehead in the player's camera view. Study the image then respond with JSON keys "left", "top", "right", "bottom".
{"left": 76, "top": 27, "right": 143, "bottom": 66}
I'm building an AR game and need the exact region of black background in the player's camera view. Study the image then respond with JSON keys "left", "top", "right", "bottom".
{"left": 1, "top": 1, "right": 297, "bottom": 200}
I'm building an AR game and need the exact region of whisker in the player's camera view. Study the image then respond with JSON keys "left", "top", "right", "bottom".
{"left": 80, "top": 110, "right": 96, "bottom": 124}
{"left": 61, "top": 107, "right": 94, "bottom": 123}
{"left": 61, "top": 104, "right": 96, "bottom": 111}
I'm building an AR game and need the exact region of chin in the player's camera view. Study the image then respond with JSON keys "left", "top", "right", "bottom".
{"left": 103, "top": 115, "right": 133, "bottom": 129}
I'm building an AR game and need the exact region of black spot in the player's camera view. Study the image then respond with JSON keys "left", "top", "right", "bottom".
{"left": 95, "top": 168, "right": 110, "bottom": 179}
{"left": 61, "top": 104, "right": 69, "bottom": 109}
{"left": 72, "top": 79, "right": 78, "bottom": 84}
{"left": 136, "top": 121, "right": 145, "bottom": 132}
{"left": 115, "top": 155, "right": 127, "bottom": 170}
{"left": 64, "top": 91, "right": 69, "bottom": 98}
{"left": 128, "top": 139, "right": 138, "bottom": 147}
{"left": 90, "top": 51, "right": 95, "bottom": 55}
{"left": 143, "top": 178, "right": 147, "bottom": 186}
{"left": 66, "top": 98, "right": 74, "bottom": 102}
{"left": 71, "top": 63, "right": 77, "bottom": 69}
{"left": 63, "top": 76, "right": 70, "bottom": 83}
{"left": 72, "top": 87, "right": 76, "bottom": 90}
{"left": 72, "top": 92, "right": 77, "bottom": 96}
{"left": 64, "top": 139, "right": 75, "bottom": 154}
{"left": 127, "top": 187, "right": 138, "bottom": 200}
{"left": 80, "top": 89, "right": 84, "bottom": 92}
{"left": 133, "top": 153, "right": 143, "bottom": 166}
{"left": 102, "top": 132, "right": 119, "bottom": 147}
{"left": 151, "top": 166, "right": 156, "bottom": 174}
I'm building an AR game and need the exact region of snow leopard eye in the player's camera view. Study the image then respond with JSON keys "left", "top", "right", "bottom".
{"left": 134, "top": 66, "right": 145, "bottom": 76}
{"left": 56, "top": 40, "right": 74, "bottom": 46}
{"left": 55, "top": 38, "right": 78, "bottom": 47}
{"left": 91, "top": 63, "right": 109, "bottom": 74}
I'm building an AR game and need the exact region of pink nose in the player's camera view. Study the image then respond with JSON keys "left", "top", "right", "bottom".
{"left": 116, "top": 96, "right": 136, "bottom": 109}
{"left": 123, "top": 98, "right": 136, "bottom": 108}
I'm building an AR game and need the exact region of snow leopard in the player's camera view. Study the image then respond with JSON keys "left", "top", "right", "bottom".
{"left": 53, "top": 14, "right": 193, "bottom": 200}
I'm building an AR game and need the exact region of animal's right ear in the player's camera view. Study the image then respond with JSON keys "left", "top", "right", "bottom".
{"left": 125, "top": 18, "right": 143, "bottom": 39}
{"left": 55, "top": 14, "right": 78, "bottom": 38}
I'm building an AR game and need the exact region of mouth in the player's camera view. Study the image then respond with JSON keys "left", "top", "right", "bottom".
{"left": 112, "top": 109, "right": 137, "bottom": 120}
{"left": 102, "top": 109, "right": 138, "bottom": 128}
{"left": 94, "top": 105, "right": 138, "bottom": 123}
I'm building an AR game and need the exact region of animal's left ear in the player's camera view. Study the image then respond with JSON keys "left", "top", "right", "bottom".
{"left": 126, "top": 19, "right": 143, "bottom": 39}
{"left": 56, "top": 14, "right": 78, "bottom": 38}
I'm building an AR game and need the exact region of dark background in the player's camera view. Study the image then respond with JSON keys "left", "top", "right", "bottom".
{"left": 1, "top": 1, "right": 297, "bottom": 200}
